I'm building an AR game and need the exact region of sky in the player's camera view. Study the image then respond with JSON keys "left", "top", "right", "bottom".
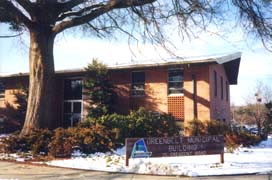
{"left": 0, "top": 22, "right": 272, "bottom": 106}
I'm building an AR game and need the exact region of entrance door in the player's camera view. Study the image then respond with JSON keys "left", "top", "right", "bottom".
{"left": 63, "top": 79, "right": 82, "bottom": 127}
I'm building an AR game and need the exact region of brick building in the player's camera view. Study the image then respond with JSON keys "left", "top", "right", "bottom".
{"left": 0, "top": 52, "right": 241, "bottom": 129}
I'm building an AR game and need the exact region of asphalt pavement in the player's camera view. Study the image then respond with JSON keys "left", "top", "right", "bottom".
{"left": 0, "top": 161, "right": 271, "bottom": 180}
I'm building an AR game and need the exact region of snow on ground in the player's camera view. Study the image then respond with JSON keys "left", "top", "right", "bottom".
{"left": 46, "top": 136, "right": 272, "bottom": 177}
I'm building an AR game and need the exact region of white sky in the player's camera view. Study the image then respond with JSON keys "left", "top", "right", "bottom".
{"left": 0, "top": 23, "right": 272, "bottom": 106}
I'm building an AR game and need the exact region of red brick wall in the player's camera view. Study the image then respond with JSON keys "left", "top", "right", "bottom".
{"left": 108, "top": 70, "right": 131, "bottom": 114}
{"left": 0, "top": 62, "right": 232, "bottom": 129}
{"left": 183, "top": 64, "right": 211, "bottom": 122}
{"left": 0, "top": 76, "right": 63, "bottom": 129}
{"left": 110, "top": 65, "right": 218, "bottom": 122}
{"left": 109, "top": 67, "right": 168, "bottom": 115}
{"left": 0, "top": 77, "right": 28, "bottom": 109}
{"left": 209, "top": 64, "right": 231, "bottom": 122}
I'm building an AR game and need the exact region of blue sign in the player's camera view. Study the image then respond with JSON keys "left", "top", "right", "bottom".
{"left": 131, "top": 138, "right": 152, "bottom": 158}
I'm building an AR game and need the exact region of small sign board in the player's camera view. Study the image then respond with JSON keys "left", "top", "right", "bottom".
{"left": 125, "top": 135, "right": 224, "bottom": 166}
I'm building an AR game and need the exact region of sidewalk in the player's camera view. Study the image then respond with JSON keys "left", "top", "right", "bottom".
{"left": 0, "top": 161, "right": 270, "bottom": 180}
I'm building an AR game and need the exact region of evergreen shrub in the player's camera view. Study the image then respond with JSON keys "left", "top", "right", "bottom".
{"left": 0, "top": 129, "right": 52, "bottom": 155}
{"left": 80, "top": 108, "right": 181, "bottom": 145}
{"left": 49, "top": 125, "right": 118, "bottom": 157}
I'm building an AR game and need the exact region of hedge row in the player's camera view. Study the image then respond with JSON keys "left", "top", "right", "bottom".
{"left": 0, "top": 108, "right": 180, "bottom": 157}
{"left": 80, "top": 107, "right": 181, "bottom": 144}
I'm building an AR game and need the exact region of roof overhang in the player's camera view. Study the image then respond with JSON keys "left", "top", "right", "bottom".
{"left": 0, "top": 52, "right": 241, "bottom": 84}
{"left": 221, "top": 58, "right": 241, "bottom": 85}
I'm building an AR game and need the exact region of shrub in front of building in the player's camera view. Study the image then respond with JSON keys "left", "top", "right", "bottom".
{"left": 0, "top": 125, "right": 118, "bottom": 158}
{"left": 49, "top": 125, "right": 118, "bottom": 157}
{"left": 0, "top": 128, "right": 52, "bottom": 155}
{"left": 185, "top": 119, "right": 263, "bottom": 151}
{"left": 81, "top": 108, "right": 181, "bottom": 146}
{"left": 84, "top": 59, "right": 116, "bottom": 119}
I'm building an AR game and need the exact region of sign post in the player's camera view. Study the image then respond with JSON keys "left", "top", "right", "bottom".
{"left": 125, "top": 135, "right": 224, "bottom": 166}
{"left": 220, "top": 152, "right": 224, "bottom": 163}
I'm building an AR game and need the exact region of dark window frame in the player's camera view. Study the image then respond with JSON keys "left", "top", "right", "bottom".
{"left": 168, "top": 68, "right": 184, "bottom": 95}
{"left": 63, "top": 78, "right": 83, "bottom": 127}
{"left": 221, "top": 76, "right": 224, "bottom": 100}
{"left": 0, "top": 81, "right": 5, "bottom": 100}
{"left": 226, "top": 81, "right": 229, "bottom": 102}
{"left": 131, "top": 71, "right": 145, "bottom": 96}
{"left": 214, "top": 71, "right": 217, "bottom": 97}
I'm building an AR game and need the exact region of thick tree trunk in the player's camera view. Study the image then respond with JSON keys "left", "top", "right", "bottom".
{"left": 20, "top": 30, "right": 56, "bottom": 136}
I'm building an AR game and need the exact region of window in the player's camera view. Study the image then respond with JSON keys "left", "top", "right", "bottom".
{"left": 63, "top": 79, "right": 83, "bottom": 127}
{"left": 214, "top": 71, "right": 217, "bottom": 97}
{"left": 131, "top": 71, "right": 145, "bottom": 96}
{"left": 168, "top": 69, "right": 183, "bottom": 94}
{"left": 0, "top": 81, "right": 5, "bottom": 100}
{"left": 226, "top": 81, "right": 229, "bottom": 102}
{"left": 221, "top": 76, "right": 223, "bottom": 100}
{"left": 64, "top": 79, "right": 82, "bottom": 100}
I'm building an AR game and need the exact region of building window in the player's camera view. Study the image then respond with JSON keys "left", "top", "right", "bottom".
{"left": 226, "top": 81, "right": 229, "bottom": 102}
{"left": 63, "top": 79, "right": 83, "bottom": 127}
{"left": 0, "top": 81, "right": 5, "bottom": 100}
{"left": 131, "top": 71, "right": 145, "bottom": 96}
{"left": 64, "top": 79, "right": 82, "bottom": 100}
{"left": 168, "top": 69, "right": 183, "bottom": 94}
{"left": 221, "top": 76, "right": 223, "bottom": 100}
{"left": 214, "top": 71, "right": 217, "bottom": 97}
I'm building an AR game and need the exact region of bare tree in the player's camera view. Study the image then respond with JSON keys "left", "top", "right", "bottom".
{"left": 235, "top": 81, "right": 272, "bottom": 135}
{"left": 232, "top": 0, "right": 272, "bottom": 51}
{"left": 0, "top": 0, "right": 272, "bottom": 135}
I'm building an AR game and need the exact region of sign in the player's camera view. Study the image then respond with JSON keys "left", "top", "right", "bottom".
{"left": 125, "top": 135, "right": 224, "bottom": 166}
{"left": 130, "top": 138, "right": 152, "bottom": 158}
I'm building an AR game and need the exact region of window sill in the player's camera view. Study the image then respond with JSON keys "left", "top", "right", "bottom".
{"left": 168, "top": 93, "right": 184, "bottom": 97}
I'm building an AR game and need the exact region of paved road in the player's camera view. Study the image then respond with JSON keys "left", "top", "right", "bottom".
{"left": 0, "top": 161, "right": 271, "bottom": 180}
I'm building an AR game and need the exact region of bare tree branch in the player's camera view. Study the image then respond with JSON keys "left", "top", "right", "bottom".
{"left": 0, "top": 32, "right": 23, "bottom": 38}
{"left": 59, "top": 0, "right": 85, "bottom": 12}
{"left": 57, "top": 4, "right": 104, "bottom": 22}
{"left": 232, "top": 0, "right": 272, "bottom": 51}
{"left": 16, "top": 0, "right": 34, "bottom": 16}
{"left": 0, "top": 0, "right": 32, "bottom": 28}
{"left": 53, "top": 0, "right": 157, "bottom": 34}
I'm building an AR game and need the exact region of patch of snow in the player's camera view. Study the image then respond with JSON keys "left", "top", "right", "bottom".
{"left": 1, "top": 133, "right": 271, "bottom": 176}
{"left": 46, "top": 135, "right": 272, "bottom": 176}
{"left": 0, "top": 134, "right": 9, "bottom": 139}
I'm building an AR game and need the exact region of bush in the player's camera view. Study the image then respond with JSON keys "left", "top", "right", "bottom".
{"left": 48, "top": 128, "right": 76, "bottom": 157}
{"left": 185, "top": 119, "right": 263, "bottom": 151}
{"left": 84, "top": 59, "right": 116, "bottom": 118}
{"left": 0, "top": 129, "right": 52, "bottom": 155}
{"left": 49, "top": 125, "right": 118, "bottom": 157}
{"left": 80, "top": 108, "right": 181, "bottom": 145}
{"left": 185, "top": 119, "right": 231, "bottom": 136}
{"left": 1, "top": 125, "right": 119, "bottom": 158}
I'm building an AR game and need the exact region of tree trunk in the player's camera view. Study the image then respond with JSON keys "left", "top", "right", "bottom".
{"left": 20, "top": 29, "right": 56, "bottom": 136}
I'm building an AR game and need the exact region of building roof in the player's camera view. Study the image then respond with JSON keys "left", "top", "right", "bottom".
{"left": 0, "top": 52, "right": 241, "bottom": 84}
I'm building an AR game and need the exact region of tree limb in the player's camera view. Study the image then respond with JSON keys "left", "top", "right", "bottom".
{"left": 16, "top": 0, "right": 34, "bottom": 17}
{"left": 53, "top": 0, "right": 157, "bottom": 35}
{"left": 59, "top": 0, "right": 85, "bottom": 12}
{"left": 113, "top": 0, "right": 156, "bottom": 9}
{"left": 0, "top": 32, "right": 23, "bottom": 38}
{"left": 0, "top": 0, "right": 32, "bottom": 28}
{"left": 57, "top": 4, "right": 104, "bottom": 22}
